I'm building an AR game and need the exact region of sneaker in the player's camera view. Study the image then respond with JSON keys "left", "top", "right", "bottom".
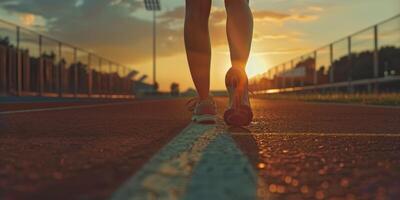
{"left": 224, "top": 67, "right": 253, "bottom": 126}
{"left": 186, "top": 97, "right": 217, "bottom": 124}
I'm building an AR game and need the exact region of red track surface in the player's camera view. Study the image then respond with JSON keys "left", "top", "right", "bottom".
{"left": 0, "top": 99, "right": 191, "bottom": 199}
{"left": 1, "top": 98, "right": 400, "bottom": 199}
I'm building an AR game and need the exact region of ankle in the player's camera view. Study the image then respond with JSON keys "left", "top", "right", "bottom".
{"left": 198, "top": 95, "right": 210, "bottom": 101}
{"left": 231, "top": 65, "right": 244, "bottom": 70}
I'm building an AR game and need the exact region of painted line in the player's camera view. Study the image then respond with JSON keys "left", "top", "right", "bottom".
{"left": 0, "top": 99, "right": 170, "bottom": 115}
{"left": 229, "top": 132, "right": 400, "bottom": 137}
{"left": 0, "top": 102, "right": 135, "bottom": 115}
{"left": 182, "top": 132, "right": 257, "bottom": 200}
{"left": 304, "top": 101, "right": 400, "bottom": 110}
{"left": 111, "top": 123, "right": 217, "bottom": 200}
{"left": 111, "top": 122, "right": 258, "bottom": 200}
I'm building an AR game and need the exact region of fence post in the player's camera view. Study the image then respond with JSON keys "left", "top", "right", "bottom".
{"left": 282, "top": 64, "right": 286, "bottom": 89}
{"left": 108, "top": 62, "right": 111, "bottom": 97}
{"left": 16, "top": 26, "right": 22, "bottom": 96}
{"left": 117, "top": 65, "right": 121, "bottom": 96}
{"left": 73, "top": 48, "right": 78, "bottom": 97}
{"left": 110, "top": 61, "right": 114, "bottom": 98}
{"left": 88, "top": 53, "right": 92, "bottom": 97}
{"left": 348, "top": 36, "right": 353, "bottom": 93}
{"left": 373, "top": 25, "right": 379, "bottom": 92}
{"left": 300, "top": 57, "right": 304, "bottom": 87}
{"left": 7, "top": 49, "right": 11, "bottom": 95}
{"left": 58, "top": 42, "right": 63, "bottom": 97}
{"left": 105, "top": 60, "right": 109, "bottom": 98}
{"left": 124, "top": 67, "right": 128, "bottom": 95}
{"left": 313, "top": 51, "right": 318, "bottom": 86}
{"left": 115, "top": 65, "right": 119, "bottom": 96}
{"left": 38, "top": 35, "right": 44, "bottom": 96}
{"left": 99, "top": 58, "right": 102, "bottom": 97}
{"left": 329, "top": 44, "right": 334, "bottom": 84}
{"left": 122, "top": 67, "right": 125, "bottom": 95}
{"left": 272, "top": 68, "right": 276, "bottom": 89}
{"left": 105, "top": 61, "right": 109, "bottom": 98}
{"left": 0, "top": 37, "right": 6, "bottom": 95}
{"left": 268, "top": 70, "right": 271, "bottom": 90}
{"left": 291, "top": 60, "right": 295, "bottom": 87}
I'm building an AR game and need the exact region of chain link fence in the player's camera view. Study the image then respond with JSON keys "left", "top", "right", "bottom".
{"left": 0, "top": 19, "right": 136, "bottom": 98}
{"left": 250, "top": 14, "right": 400, "bottom": 94}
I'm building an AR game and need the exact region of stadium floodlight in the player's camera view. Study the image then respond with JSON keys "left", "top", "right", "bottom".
{"left": 144, "top": 0, "right": 161, "bottom": 89}
{"left": 144, "top": 0, "right": 161, "bottom": 11}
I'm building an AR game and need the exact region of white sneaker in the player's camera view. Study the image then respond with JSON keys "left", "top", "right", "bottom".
{"left": 224, "top": 67, "right": 253, "bottom": 126}
{"left": 187, "top": 97, "right": 217, "bottom": 124}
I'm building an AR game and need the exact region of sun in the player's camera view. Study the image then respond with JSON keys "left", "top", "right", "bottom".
{"left": 20, "top": 14, "right": 36, "bottom": 26}
{"left": 246, "top": 55, "right": 268, "bottom": 78}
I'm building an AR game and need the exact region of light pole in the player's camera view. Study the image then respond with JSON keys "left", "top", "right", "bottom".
{"left": 144, "top": 0, "right": 161, "bottom": 89}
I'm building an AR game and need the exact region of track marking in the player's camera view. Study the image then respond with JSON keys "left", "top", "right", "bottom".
{"left": 304, "top": 101, "right": 400, "bottom": 109}
{"left": 0, "top": 102, "right": 135, "bottom": 115}
{"left": 229, "top": 132, "right": 400, "bottom": 137}
{"left": 182, "top": 132, "right": 257, "bottom": 200}
{"left": 111, "top": 123, "right": 217, "bottom": 200}
{"left": 0, "top": 100, "right": 170, "bottom": 115}
{"left": 111, "top": 122, "right": 258, "bottom": 200}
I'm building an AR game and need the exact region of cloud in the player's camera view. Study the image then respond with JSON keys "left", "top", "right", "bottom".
{"left": 0, "top": 0, "right": 319, "bottom": 74}
{"left": 0, "top": 0, "right": 184, "bottom": 69}
{"left": 208, "top": 7, "right": 318, "bottom": 25}
{"left": 161, "top": 7, "right": 311, "bottom": 47}
{"left": 254, "top": 34, "right": 288, "bottom": 41}
{"left": 160, "top": 6, "right": 184, "bottom": 22}
{"left": 253, "top": 30, "right": 306, "bottom": 42}
{"left": 253, "top": 10, "right": 319, "bottom": 23}
{"left": 307, "top": 6, "right": 324, "bottom": 12}
{"left": 216, "top": 47, "right": 309, "bottom": 56}
{"left": 252, "top": 48, "right": 311, "bottom": 55}
{"left": 159, "top": 6, "right": 228, "bottom": 46}
{"left": 210, "top": 7, "right": 227, "bottom": 25}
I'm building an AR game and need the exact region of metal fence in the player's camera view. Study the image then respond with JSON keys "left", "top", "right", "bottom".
{"left": 0, "top": 19, "right": 136, "bottom": 98}
{"left": 250, "top": 14, "right": 400, "bottom": 94}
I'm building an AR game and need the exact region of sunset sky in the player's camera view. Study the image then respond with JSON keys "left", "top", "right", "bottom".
{"left": 0, "top": 0, "right": 399, "bottom": 91}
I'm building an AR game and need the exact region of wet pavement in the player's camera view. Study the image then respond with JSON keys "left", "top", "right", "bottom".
{"left": 1, "top": 97, "right": 400, "bottom": 199}
{"left": 0, "top": 99, "right": 191, "bottom": 199}
{"left": 230, "top": 99, "right": 400, "bottom": 200}
{"left": 245, "top": 133, "right": 400, "bottom": 199}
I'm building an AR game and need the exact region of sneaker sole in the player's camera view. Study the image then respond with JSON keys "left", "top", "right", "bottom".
{"left": 192, "top": 114, "right": 217, "bottom": 124}
{"left": 224, "top": 69, "right": 253, "bottom": 126}
{"left": 224, "top": 106, "right": 253, "bottom": 126}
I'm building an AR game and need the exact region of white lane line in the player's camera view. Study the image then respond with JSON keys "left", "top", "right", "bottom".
{"left": 304, "top": 102, "right": 400, "bottom": 109}
{"left": 111, "top": 122, "right": 258, "bottom": 200}
{"left": 111, "top": 123, "right": 217, "bottom": 200}
{"left": 182, "top": 130, "right": 257, "bottom": 200}
{"left": 0, "top": 102, "right": 134, "bottom": 115}
{"left": 0, "top": 100, "right": 168, "bottom": 115}
{"left": 229, "top": 132, "right": 400, "bottom": 137}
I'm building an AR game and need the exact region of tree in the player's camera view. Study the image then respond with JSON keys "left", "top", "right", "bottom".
{"left": 170, "top": 82, "right": 179, "bottom": 96}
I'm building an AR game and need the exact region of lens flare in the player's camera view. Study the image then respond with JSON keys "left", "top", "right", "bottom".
{"left": 246, "top": 55, "right": 268, "bottom": 78}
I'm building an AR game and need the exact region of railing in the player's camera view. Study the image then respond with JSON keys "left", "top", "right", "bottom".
{"left": 0, "top": 19, "right": 136, "bottom": 98}
{"left": 250, "top": 14, "right": 400, "bottom": 93}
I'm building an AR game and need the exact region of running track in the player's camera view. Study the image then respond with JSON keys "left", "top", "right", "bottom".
{"left": 1, "top": 98, "right": 400, "bottom": 199}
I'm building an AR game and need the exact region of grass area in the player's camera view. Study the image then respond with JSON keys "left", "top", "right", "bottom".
{"left": 256, "top": 93, "right": 400, "bottom": 107}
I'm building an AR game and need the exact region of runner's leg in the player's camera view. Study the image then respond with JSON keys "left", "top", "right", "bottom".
{"left": 224, "top": 0, "right": 254, "bottom": 126}
{"left": 185, "top": 0, "right": 212, "bottom": 100}
{"left": 225, "top": 0, "right": 253, "bottom": 69}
